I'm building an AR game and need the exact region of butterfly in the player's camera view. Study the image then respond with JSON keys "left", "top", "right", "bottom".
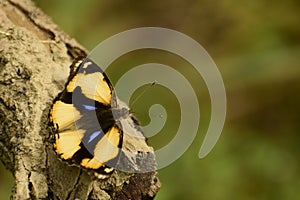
{"left": 49, "top": 56, "right": 155, "bottom": 178}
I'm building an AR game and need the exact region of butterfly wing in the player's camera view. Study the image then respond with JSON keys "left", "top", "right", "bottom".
{"left": 50, "top": 57, "right": 122, "bottom": 175}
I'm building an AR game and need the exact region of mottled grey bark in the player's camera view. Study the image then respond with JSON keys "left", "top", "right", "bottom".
{"left": 0, "top": 0, "right": 160, "bottom": 199}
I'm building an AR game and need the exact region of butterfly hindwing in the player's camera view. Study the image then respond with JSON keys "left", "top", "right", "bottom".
{"left": 50, "top": 57, "right": 123, "bottom": 177}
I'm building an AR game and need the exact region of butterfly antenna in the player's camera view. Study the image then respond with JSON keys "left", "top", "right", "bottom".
{"left": 130, "top": 81, "right": 157, "bottom": 107}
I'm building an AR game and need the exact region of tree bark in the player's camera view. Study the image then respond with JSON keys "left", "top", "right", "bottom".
{"left": 0, "top": 0, "right": 161, "bottom": 199}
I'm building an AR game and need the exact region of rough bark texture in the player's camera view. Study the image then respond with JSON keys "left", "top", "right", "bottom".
{"left": 0, "top": 0, "right": 161, "bottom": 199}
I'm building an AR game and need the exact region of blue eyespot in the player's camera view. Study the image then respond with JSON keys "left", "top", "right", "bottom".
{"left": 88, "top": 130, "right": 101, "bottom": 143}
{"left": 83, "top": 104, "right": 97, "bottom": 111}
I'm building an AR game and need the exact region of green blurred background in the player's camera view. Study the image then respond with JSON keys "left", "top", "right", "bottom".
{"left": 1, "top": 0, "right": 300, "bottom": 199}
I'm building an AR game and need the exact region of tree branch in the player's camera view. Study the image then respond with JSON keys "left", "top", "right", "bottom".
{"left": 0, "top": 0, "right": 161, "bottom": 199}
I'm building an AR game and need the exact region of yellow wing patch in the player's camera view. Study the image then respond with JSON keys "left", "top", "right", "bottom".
{"left": 66, "top": 73, "right": 112, "bottom": 105}
{"left": 81, "top": 158, "right": 104, "bottom": 169}
{"left": 54, "top": 129, "right": 85, "bottom": 160}
{"left": 50, "top": 100, "right": 81, "bottom": 130}
{"left": 94, "top": 126, "right": 121, "bottom": 163}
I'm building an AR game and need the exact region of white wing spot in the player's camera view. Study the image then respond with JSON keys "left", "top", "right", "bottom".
{"left": 82, "top": 61, "right": 92, "bottom": 69}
